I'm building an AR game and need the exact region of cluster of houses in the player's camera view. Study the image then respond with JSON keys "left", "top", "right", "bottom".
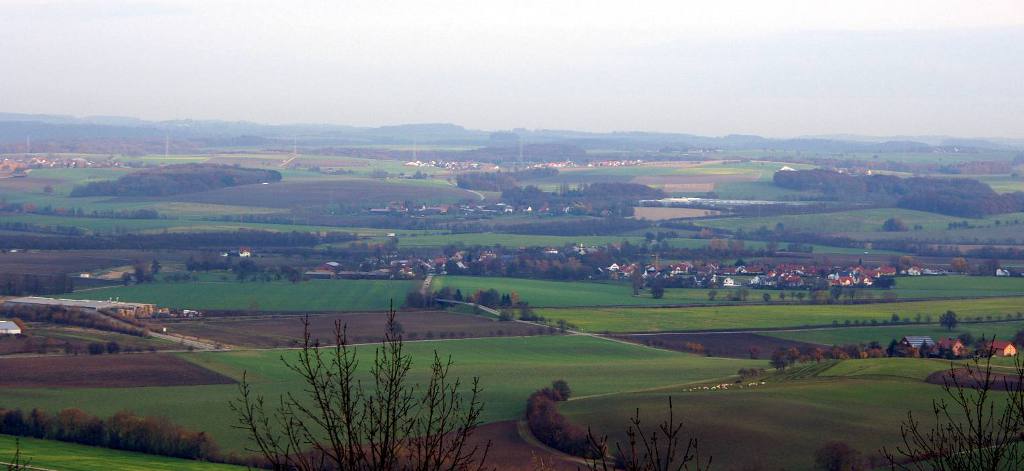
{"left": 304, "top": 259, "right": 431, "bottom": 280}
{"left": 1, "top": 155, "right": 119, "bottom": 171}
{"left": 603, "top": 261, "right": 906, "bottom": 290}
{"left": 403, "top": 160, "right": 486, "bottom": 171}
{"left": 367, "top": 201, "right": 575, "bottom": 216}
{"left": 899, "top": 336, "right": 1017, "bottom": 358}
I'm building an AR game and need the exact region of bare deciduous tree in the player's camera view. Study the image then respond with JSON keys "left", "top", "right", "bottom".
{"left": 585, "top": 397, "right": 710, "bottom": 471}
{"left": 883, "top": 353, "right": 1024, "bottom": 471}
{"left": 231, "top": 308, "right": 491, "bottom": 471}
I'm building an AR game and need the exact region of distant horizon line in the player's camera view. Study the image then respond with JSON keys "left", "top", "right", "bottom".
{"left": 1, "top": 110, "right": 1022, "bottom": 143}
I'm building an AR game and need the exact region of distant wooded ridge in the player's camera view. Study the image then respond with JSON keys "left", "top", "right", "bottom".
{"left": 1, "top": 112, "right": 1021, "bottom": 152}
{"left": 774, "top": 169, "right": 1024, "bottom": 217}
{"left": 69, "top": 164, "right": 282, "bottom": 197}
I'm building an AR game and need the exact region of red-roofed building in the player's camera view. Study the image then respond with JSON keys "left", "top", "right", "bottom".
{"left": 985, "top": 340, "right": 1017, "bottom": 357}
{"left": 937, "top": 338, "right": 966, "bottom": 357}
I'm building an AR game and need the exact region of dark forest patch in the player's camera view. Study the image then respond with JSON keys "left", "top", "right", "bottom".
{"left": 70, "top": 164, "right": 281, "bottom": 197}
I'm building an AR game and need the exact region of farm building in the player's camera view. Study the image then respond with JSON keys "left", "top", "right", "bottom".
{"left": 0, "top": 320, "right": 22, "bottom": 335}
{"left": 937, "top": 338, "right": 966, "bottom": 357}
{"left": 2, "top": 297, "right": 159, "bottom": 318}
{"left": 899, "top": 336, "right": 936, "bottom": 350}
{"left": 984, "top": 340, "right": 1017, "bottom": 357}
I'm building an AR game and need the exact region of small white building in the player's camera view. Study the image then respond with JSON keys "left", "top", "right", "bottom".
{"left": 722, "top": 277, "right": 736, "bottom": 287}
{"left": 0, "top": 320, "right": 22, "bottom": 335}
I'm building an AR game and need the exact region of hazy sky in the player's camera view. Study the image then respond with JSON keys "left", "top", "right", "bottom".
{"left": 2, "top": 0, "right": 1023, "bottom": 137}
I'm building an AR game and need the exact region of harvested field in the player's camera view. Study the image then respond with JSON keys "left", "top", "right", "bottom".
{"left": 0, "top": 324, "right": 176, "bottom": 356}
{"left": 0, "top": 250, "right": 155, "bottom": 275}
{"left": 633, "top": 173, "right": 760, "bottom": 185}
{"left": 155, "top": 311, "right": 554, "bottom": 348}
{"left": 0, "top": 353, "right": 234, "bottom": 388}
{"left": 170, "top": 179, "right": 476, "bottom": 208}
{"left": 633, "top": 206, "right": 720, "bottom": 220}
{"left": 614, "top": 332, "right": 818, "bottom": 358}
{"left": 924, "top": 366, "right": 1023, "bottom": 391}
{"left": 470, "top": 421, "right": 579, "bottom": 471}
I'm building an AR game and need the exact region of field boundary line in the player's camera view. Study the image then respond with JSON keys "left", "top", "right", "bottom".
{"left": 567, "top": 377, "right": 731, "bottom": 402}
{"left": 0, "top": 460, "right": 59, "bottom": 471}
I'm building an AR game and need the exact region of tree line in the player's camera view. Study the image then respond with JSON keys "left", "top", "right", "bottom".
{"left": 774, "top": 169, "right": 1024, "bottom": 217}
{"left": 0, "top": 229, "right": 355, "bottom": 251}
{"left": 70, "top": 164, "right": 282, "bottom": 197}
{"left": 0, "top": 408, "right": 219, "bottom": 461}
{"left": 456, "top": 167, "right": 558, "bottom": 191}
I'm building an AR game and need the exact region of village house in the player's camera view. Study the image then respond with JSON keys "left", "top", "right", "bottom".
{"left": 937, "top": 338, "right": 966, "bottom": 357}
{"left": 985, "top": 340, "right": 1018, "bottom": 357}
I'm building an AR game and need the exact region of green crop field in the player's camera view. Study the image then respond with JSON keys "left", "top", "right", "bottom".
{"left": 0, "top": 336, "right": 764, "bottom": 453}
{"left": 433, "top": 276, "right": 768, "bottom": 307}
{"left": 893, "top": 275, "right": 1024, "bottom": 298}
{"left": 64, "top": 279, "right": 419, "bottom": 311}
{"left": 535, "top": 296, "right": 1024, "bottom": 333}
{"left": 0, "top": 212, "right": 430, "bottom": 236}
{"left": 702, "top": 208, "right": 978, "bottom": 234}
{"left": 561, "top": 357, "right": 1000, "bottom": 469}
{"left": 395, "top": 232, "right": 646, "bottom": 248}
{"left": 767, "top": 320, "right": 1024, "bottom": 346}
{"left": 0, "top": 434, "right": 243, "bottom": 471}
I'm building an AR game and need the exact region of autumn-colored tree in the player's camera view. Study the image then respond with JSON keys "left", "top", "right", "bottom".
{"left": 950, "top": 257, "right": 970, "bottom": 274}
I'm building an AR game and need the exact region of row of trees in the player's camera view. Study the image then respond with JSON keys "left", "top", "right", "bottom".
{"left": 70, "top": 164, "right": 281, "bottom": 197}
{"left": 0, "top": 408, "right": 218, "bottom": 461}
{"left": 774, "top": 169, "right": 1024, "bottom": 217}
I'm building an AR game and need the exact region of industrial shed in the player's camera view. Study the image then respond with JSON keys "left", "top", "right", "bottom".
{"left": 2, "top": 297, "right": 159, "bottom": 318}
{"left": 0, "top": 320, "right": 22, "bottom": 335}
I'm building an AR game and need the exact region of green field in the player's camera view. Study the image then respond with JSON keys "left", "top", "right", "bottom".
{"left": 705, "top": 207, "right": 1024, "bottom": 234}
{"left": 64, "top": 279, "right": 418, "bottom": 311}
{"left": 536, "top": 296, "right": 1024, "bottom": 333}
{"left": 0, "top": 336, "right": 764, "bottom": 453}
{"left": 892, "top": 275, "right": 1024, "bottom": 298}
{"left": 0, "top": 212, "right": 432, "bottom": 236}
{"left": 433, "top": 276, "right": 766, "bottom": 308}
{"left": 768, "top": 320, "right": 1024, "bottom": 346}
{"left": 0, "top": 435, "right": 242, "bottom": 471}
{"left": 561, "top": 357, "right": 996, "bottom": 469}
{"left": 395, "top": 232, "right": 646, "bottom": 249}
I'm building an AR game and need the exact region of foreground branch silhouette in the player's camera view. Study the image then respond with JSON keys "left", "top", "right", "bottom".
{"left": 230, "top": 307, "right": 491, "bottom": 470}
{"left": 585, "top": 397, "right": 710, "bottom": 471}
{"left": 884, "top": 350, "right": 1024, "bottom": 471}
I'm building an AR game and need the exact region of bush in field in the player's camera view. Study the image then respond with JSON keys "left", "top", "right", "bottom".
{"left": 814, "top": 441, "right": 864, "bottom": 470}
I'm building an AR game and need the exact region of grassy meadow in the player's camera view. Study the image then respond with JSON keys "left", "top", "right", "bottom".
{"left": 0, "top": 434, "right": 243, "bottom": 471}
{"left": 561, "top": 357, "right": 998, "bottom": 470}
{"left": 536, "top": 296, "right": 1024, "bottom": 333}
{"left": 767, "top": 319, "right": 1024, "bottom": 346}
{"left": 433, "top": 276, "right": 800, "bottom": 307}
{"left": 0, "top": 335, "right": 764, "bottom": 453}
{"left": 64, "top": 279, "right": 419, "bottom": 311}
